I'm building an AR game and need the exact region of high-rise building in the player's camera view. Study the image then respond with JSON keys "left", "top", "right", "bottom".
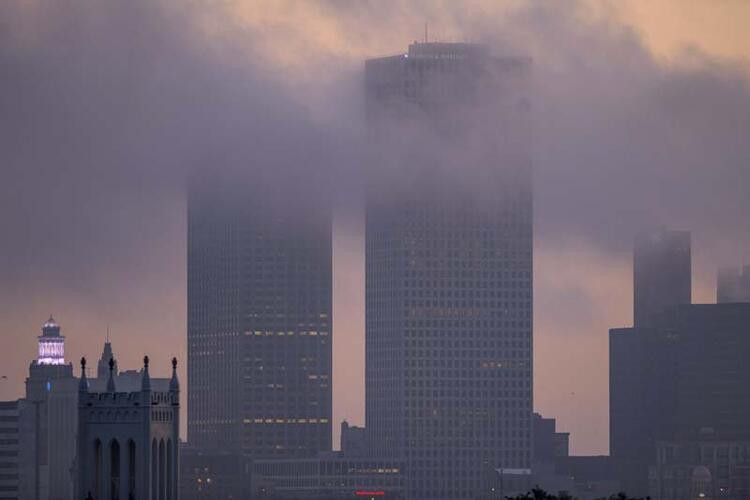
{"left": 717, "top": 265, "right": 750, "bottom": 304}
{"left": 365, "top": 42, "right": 532, "bottom": 499}
{"left": 18, "top": 317, "right": 78, "bottom": 500}
{"left": 187, "top": 178, "right": 332, "bottom": 459}
{"left": 633, "top": 228, "right": 691, "bottom": 327}
{"left": 611, "top": 228, "right": 691, "bottom": 495}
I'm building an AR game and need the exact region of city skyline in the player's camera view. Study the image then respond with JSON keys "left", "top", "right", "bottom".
{"left": 1, "top": 0, "right": 750, "bottom": 459}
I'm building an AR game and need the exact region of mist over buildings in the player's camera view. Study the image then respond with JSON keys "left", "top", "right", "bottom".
{"left": 1, "top": 0, "right": 749, "bottom": 454}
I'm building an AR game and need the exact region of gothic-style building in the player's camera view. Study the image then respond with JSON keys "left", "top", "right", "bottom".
{"left": 76, "top": 355, "right": 179, "bottom": 500}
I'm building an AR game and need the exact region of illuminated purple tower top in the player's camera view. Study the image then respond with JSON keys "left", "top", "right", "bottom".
{"left": 37, "top": 315, "right": 65, "bottom": 365}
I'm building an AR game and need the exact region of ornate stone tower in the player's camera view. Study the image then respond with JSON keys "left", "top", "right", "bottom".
{"left": 76, "top": 356, "right": 179, "bottom": 500}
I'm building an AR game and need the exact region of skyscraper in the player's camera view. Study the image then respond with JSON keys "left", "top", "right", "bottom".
{"left": 610, "top": 228, "right": 691, "bottom": 495}
{"left": 187, "top": 178, "right": 332, "bottom": 460}
{"left": 633, "top": 228, "right": 691, "bottom": 327}
{"left": 365, "top": 42, "right": 532, "bottom": 499}
{"left": 611, "top": 229, "right": 692, "bottom": 473}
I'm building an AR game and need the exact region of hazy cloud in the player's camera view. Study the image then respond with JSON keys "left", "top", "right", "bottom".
{"left": 0, "top": 0, "right": 748, "bottom": 453}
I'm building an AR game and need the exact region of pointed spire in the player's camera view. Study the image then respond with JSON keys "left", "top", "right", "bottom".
{"left": 44, "top": 315, "right": 57, "bottom": 328}
{"left": 141, "top": 355, "right": 151, "bottom": 391}
{"left": 97, "top": 340, "right": 117, "bottom": 379}
{"left": 78, "top": 357, "right": 88, "bottom": 393}
{"left": 106, "top": 358, "right": 116, "bottom": 392}
{"left": 41, "top": 315, "right": 61, "bottom": 337}
{"left": 169, "top": 357, "right": 179, "bottom": 392}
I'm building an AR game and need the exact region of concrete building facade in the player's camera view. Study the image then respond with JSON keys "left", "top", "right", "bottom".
{"left": 365, "top": 42, "right": 532, "bottom": 499}
{"left": 187, "top": 178, "right": 332, "bottom": 460}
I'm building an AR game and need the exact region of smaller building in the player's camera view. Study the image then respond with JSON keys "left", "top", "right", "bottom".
{"left": 340, "top": 421, "right": 367, "bottom": 458}
{"left": 76, "top": 355, "right": 180, "bottom": 500}
{"left": 649, "top": 431, "right": 750, "bottom": 500}
{"left": 533, "top": 413, "right": 570, "bottom": 463}
{"left": 252, "top": 452, "right": 405, "bottom": 499}
{"left": 0, "top": 400, "right": 21, "bottom": 499}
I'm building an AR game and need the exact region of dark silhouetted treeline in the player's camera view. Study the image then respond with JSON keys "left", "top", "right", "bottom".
{"left": 504, "top": 488, "right": 650, "bottom": 500}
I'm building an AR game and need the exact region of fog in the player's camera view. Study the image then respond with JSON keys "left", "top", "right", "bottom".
{"left": 1, "top": 0, "right": 748, "bottom": 454}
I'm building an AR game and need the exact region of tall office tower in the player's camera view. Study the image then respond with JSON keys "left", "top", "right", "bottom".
{"left": 365, "top": 42, "right": 532, "bottom": 499}
{"left": 187, "top": 178, "right": 332, "bottom": 459}
{"left": 19, "top": 317, "right": 78, "bottom": 500}
{"left": 611, "top": 228, "right": 692, "bottom": 496}
{"left": 717, "top": 265, "right": 750, "bottom": 303}
{"left": 633, "top": 228, "right": 691, "bottom": 327}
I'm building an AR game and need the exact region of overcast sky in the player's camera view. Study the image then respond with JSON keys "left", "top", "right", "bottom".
{"left": 1, "top": 0, "right": 748, "bottom": 454}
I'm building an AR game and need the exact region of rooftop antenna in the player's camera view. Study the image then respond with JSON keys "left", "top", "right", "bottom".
{"left": 106, "top": 324, "right": 110, "bottom": 343}
{"left": 424, "top": 22, "right": 428, "bottom": 43}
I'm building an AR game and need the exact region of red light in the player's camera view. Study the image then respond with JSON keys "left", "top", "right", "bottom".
{"left": 355, "top": 491, "right": 385, "bottom": 497}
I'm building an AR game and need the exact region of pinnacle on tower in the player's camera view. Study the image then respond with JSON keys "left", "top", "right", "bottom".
{"left": 78, "top": 357, "right": 88, "bottom": 393}
{"left": 141, "top": 355, "right": 151, "bottom": 391}
{"left": 106, "top": 358, "right": 116, "bottom": 392}
{"left": 169, "top": 357, "right": 179, "bottom": 392}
